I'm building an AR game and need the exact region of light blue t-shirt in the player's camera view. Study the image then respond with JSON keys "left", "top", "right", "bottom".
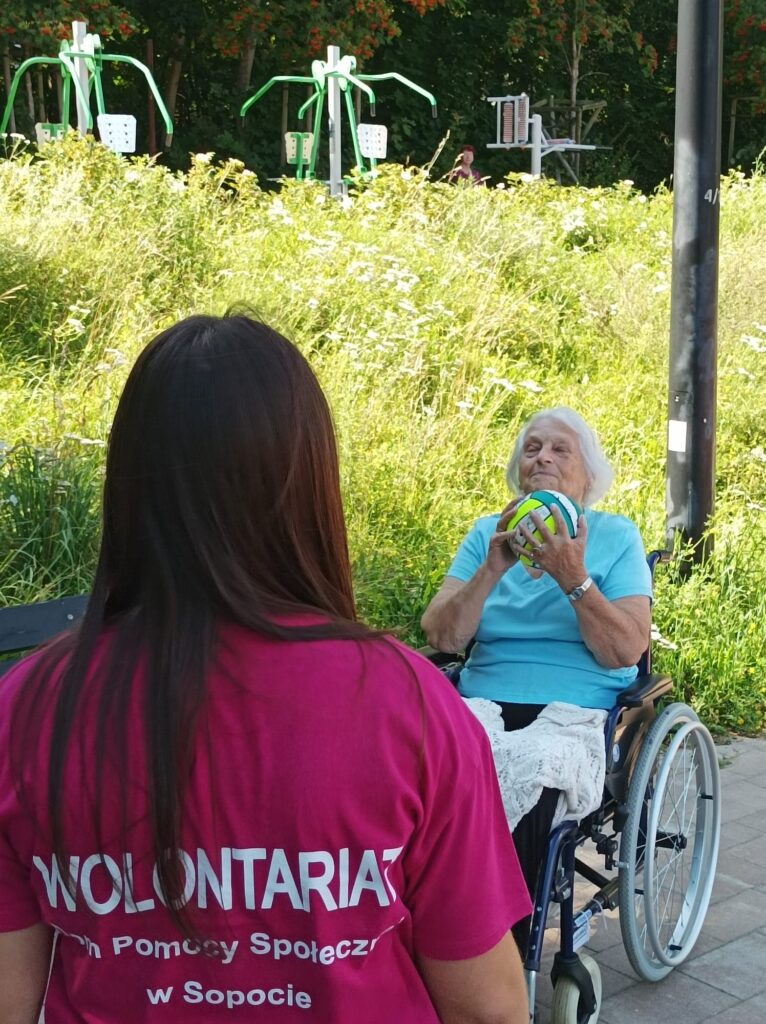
{"left": 448, "top": 509, "right": 653, "bottom": 710}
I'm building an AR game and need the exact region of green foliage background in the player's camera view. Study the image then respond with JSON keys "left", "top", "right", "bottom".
{"left": 2, "top": 1, "right": 766, "bottom": 190}
{"left": 1, "top": 137, "right": 765, "bottom": 733}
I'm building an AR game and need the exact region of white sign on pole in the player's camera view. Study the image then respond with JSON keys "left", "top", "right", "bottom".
{"left": 668, "top": 419, "right": 688, "bottom": 454}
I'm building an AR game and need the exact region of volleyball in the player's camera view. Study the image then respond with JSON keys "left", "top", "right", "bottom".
{"left": 507, "top": 490, "right": 581, "bottom": 565}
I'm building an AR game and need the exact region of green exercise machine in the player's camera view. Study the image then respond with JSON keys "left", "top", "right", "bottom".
{"left": 1, "top": 20, "right": 172, "bottom": 152}
{"left": 241, "top": 46, "right": 437, "bottom": 194}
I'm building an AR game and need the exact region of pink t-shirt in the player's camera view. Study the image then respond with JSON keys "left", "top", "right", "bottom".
{"left": 0, "top": 625, "right": 530, "bottom": 1022}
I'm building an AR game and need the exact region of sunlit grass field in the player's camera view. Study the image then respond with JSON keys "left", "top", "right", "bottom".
{"left": 1, "top": 136, "right": 765, "bottom": 732}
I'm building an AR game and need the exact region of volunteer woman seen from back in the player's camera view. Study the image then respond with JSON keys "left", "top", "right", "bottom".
{"left": 0, "top": 314, "right": 530, "bottom": 1024}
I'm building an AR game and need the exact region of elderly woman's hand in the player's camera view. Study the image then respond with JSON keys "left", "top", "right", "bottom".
{"left": 484, "top": 497, "right": 524, "bottom": 576}
{"left": 513, "top": 505, "right": 588, "bottom": 593}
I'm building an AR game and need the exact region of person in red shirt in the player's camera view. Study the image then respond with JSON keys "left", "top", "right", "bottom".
{"left": 0, "top": 313, "right": 530, "bottom": 1023}
{"left": 449, "top": 143, "right": 484, "bottom": 184}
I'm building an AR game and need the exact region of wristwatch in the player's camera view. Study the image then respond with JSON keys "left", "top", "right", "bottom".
{"left": 567, "top": 576, "right": 594, "bottom": 602}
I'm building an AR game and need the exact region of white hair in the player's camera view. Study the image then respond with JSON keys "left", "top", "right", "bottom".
{"left": 505, "top": 406, "right": 615, "bottom": 506}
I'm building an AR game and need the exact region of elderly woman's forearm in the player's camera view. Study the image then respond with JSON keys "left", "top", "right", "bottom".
{"left": 422, "top": 597, "right": 481, "bottom": 652}
{"left": 422, "top": 565, "right": 504, "bottom": 652}
{"left": 573, "top": 592, "right": 650, "bottom": 668}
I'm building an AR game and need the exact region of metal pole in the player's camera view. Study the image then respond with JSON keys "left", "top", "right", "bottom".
{"left": 72, "top": 21, "right": 90, "bottom": 134}
{"left": 665, "top": 0, "right": 723, "bottom": 563}
{"left": 727, "top": 97, "right": 737, "bottom": 169}
{"left": 530, "top": 114, "right": 542, "bottom": 177}
{"left": 146, "top": 38, "right": 157, "bottom": 156}
{"left": 1, "top": 41, "right": 16, "bottom": 134}
{"left": 327, "top": 45, "right": 343, "bottom": 196}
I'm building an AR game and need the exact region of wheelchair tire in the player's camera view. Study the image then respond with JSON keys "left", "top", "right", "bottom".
{"left": 550, "top": 953, "right": 602, "bottom": 1024}
{"left": 618, "top": 702, "right": 721, "bottom": 981}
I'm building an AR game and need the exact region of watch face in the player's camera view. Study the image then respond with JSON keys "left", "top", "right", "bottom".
{"left": 569, "top": 577, "right": 592, "bottom": 601}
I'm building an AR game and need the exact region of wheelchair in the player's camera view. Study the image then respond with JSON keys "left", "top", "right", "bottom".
{"left": 427, "top": 551, "right": 722, "bottom": 1024}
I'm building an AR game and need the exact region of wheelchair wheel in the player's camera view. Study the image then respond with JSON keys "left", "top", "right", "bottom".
{"left": 618, "top": 702, "right": 721, "bottom": 981}
{"left": 550, "top": 953, "right": 602, "bottom": 1024}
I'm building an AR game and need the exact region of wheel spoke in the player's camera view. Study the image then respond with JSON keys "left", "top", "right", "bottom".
{"left": 619, "top": 708, "right": 720, "bottom": 978}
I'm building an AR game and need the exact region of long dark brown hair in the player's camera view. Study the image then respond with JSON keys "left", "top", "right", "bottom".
{"left": 11, "top": 313, "right": 379, "bottom": 927}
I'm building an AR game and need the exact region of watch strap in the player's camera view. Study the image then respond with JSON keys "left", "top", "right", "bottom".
{"left": 567, "top": 576, "right": 593, "bottom": 602}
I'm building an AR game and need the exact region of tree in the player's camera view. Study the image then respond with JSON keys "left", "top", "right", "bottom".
{"left": 507, "top": 0, "right": 640, "bottom": 138}
{"left": 0, "top": 2, "right": 137, "bottom": 51}
{"left": 210, "top": 0, "right": 447, "bottom": 88}
{"left": 724, "top": 0, "right": 766, "bottom": 100}
{"left": 0, "top": 2, "right": 137, "bottom": 130}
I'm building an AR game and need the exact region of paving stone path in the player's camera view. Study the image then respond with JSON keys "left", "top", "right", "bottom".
{"left": 532, "top": 735, "right": 766, "bottom": 1024}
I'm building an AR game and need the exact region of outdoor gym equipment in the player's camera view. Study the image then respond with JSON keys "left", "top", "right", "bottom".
{"left": 241, "top": 46, "right": 437, "bottom": 195}
{"left": 486, "top": 93, "right": 600, "bottom": 183}
{"left": 0, "top": 20, "right": 173, "bottom": 152}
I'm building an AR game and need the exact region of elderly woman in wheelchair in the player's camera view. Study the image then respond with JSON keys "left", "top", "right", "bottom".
{"left": 421, "top": 406, "right": 721, "bottom": 1024}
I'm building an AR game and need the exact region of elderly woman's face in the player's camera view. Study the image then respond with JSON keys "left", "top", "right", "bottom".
{"left": 518, "top": 418, "right": 589, "bottom": 504}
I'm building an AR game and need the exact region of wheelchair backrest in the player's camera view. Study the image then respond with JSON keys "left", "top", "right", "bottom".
{"left": 636, "top": 549, "right": 664, "bottom": 677}
{"left": 0, "top": 595, "right": 87, "bottom": 678}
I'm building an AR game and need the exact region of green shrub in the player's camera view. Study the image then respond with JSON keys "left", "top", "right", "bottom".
{"left": 1, "top": 139, "right": 765, "bottom": 733}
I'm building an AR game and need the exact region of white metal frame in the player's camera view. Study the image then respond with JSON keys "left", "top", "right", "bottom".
{"left": 327, "top": 45, "right": 343, "bottom": 196}
{"left": 487, "top": 94, "right": 597, "bottom": 178}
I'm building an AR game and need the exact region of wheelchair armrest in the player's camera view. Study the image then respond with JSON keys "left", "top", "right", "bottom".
{"left": 416, "top": 645, "right": 465, "bottom": 669}
{"left": 615, "top": 672, "right": 673, "bottom": 709}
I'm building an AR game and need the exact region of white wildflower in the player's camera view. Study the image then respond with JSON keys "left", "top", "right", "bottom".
{"left": 561, "top": 209, "right": 587, "bottom": 233}
{"left": 650, "top": 624, "right": 677, "bottom": 650}
{"left": 62, "top": 433, "right": 106, "bottom": 447}
{"left": 741, "top": 335, "right": 765, "bottom": 352}
{"left": 104, "top": 348, "right": 127, "bottom": 367}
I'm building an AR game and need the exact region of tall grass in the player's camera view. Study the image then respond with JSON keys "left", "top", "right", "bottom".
{"left": 1, "top": 136, "right": 765, "bottom": 732}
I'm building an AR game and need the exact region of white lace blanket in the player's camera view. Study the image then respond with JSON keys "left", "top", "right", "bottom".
{"left": 464, "top": 699, "right": 607, "bottom": 832}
